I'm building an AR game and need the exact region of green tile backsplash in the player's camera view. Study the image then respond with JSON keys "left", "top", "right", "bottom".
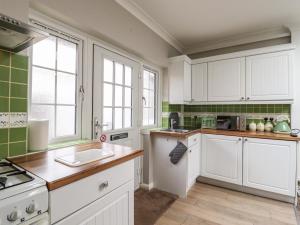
{"left": 161, "top": 101, "right": 291, "bottom": 128}
{"left": 0, "top": 49, "right": 28, "bottom": 159}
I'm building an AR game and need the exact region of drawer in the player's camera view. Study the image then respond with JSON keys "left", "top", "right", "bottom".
{"left": 188, "top": 134, "right": 201, "bottom": 147}
{"left": 49, "top": 160, "right": 134, "bottom": 224}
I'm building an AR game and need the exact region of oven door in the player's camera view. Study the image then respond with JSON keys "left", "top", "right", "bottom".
{"left": 23, "top": 213, "right": 49, "bottom": 225}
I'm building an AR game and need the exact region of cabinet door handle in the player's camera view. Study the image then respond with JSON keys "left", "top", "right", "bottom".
{"left": 244, "top": 138, "right": 248, "bottom": 142}
{"left": 189, "top": 150, "right": 192, "bottom": 153}
{"left": 99, "top": 181, "right": 109, "bottom": 191}
{"left": 238, "top": 138, "right": 242, "bottom": 141}
{"left": 246, "top": 97, "right": 250, "bottom": 100}
{"left": 241, "top": 97, "right": 245, "bottom": 100}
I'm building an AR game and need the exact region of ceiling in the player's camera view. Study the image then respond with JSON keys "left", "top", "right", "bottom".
{"left": 116, "top": 0, "right": 300, "bottom": 53}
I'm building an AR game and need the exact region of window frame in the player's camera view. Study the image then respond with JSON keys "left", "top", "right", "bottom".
{"left": 141, "top": 66, "right": 159, "bottom": 128}
{"left": 28, "top": 24, "right": 84, "bottom": 144}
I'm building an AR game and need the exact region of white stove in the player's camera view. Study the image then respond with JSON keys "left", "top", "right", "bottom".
{"left": 0, "top": 160, "right": 49, "bottom": 225}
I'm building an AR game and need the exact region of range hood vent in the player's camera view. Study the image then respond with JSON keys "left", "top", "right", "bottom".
{"left": 0, "top": 14, "right": 48, "bottom": 53}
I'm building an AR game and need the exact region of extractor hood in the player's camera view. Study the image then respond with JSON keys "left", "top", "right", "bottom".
{"left": 0, "top": 13, "right": 48, "bottom": 53}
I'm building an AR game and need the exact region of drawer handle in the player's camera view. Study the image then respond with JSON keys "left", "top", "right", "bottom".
{"left": 99, "top": 181, "right": 109, "bottom": 191}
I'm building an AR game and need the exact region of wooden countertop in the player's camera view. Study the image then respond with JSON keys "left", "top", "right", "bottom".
{"left": 8, "top": 142, "right": 143, "bottom": 191}
{"left": 151, "top": 129, "right": 300, "bottom": 141}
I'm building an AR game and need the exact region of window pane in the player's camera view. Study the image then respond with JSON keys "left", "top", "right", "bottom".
{"left": 149, "top": 90, "right": 155, "bottom": 107}
{"left": 149, "top": 108, "right": 155, "bottom": 125}
{"left": 103, "top": 59, "right": 113, "bottom": 82}
{"left": 143, "top": 70, "right": 149, "bottom": 89}
{"left": 149, "top": 72, "right": 155, "bottom": 90}
{"left": 124, "top": 87, "right": 131, "bottom": 107}
{"left": 114, "top": 108, "right": 122, "bottom": 129}
{"left": 30, "top": 105, "right": 55, "bottom": 140}
{"left": 124, "top": 66, "right": 132, "bottom": 86}
{"left": 115, "top": 85, "right": 123, "bottom": 107}
{"left": 143, "top": 108, "right": 149, "bottom": 126}
{"left": 124, "top": 108, "right": 131, "bottom": 128}
{"left": 32, "top": 36, "right": 56, "bottom": 69}
{"left": 32, "top": 67, "right": 55, "bottom": 104}
{"left": 56, "top": 106, "right": 76, "bottom": 136}
{"left": 57, "top": 72, "right": 76, "bottom": 104}
{"left": 143, "top": 89, "right": 149, "bottom": 107}
{"left": 115, "top": 63, "right": 123, "bottom": 85}
{"left": 57, "top": 38, "right": 77, "bottom": 73}
{"left": 103, "top": 83, "right": 113, "bottom": 106}
{"left": 103, "top": 108, "right": 112, "bottom": 131}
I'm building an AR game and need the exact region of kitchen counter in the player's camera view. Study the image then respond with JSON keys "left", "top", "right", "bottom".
{"left": 150, "top": 128, "right": 300, "bottom": 141}
{"left": 8, "top": 142, "right": 143, "bottom": 191}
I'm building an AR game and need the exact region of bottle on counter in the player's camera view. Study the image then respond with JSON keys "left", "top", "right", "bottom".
{"left": 249, "top": 121, "right": 257, "bottom": 132}
{"left": 264, "top": 118, "right": 273, "bottom": 132}
{"left": 257, "top": 120, "right": 265, "bottom": 132}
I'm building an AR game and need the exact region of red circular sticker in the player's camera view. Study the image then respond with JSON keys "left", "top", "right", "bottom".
{"left": 100, "top": 134, "right": 107, "bottom": 142}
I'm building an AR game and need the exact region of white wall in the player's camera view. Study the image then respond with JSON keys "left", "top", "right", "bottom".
{"left": 0, "top": 0, "right": 29, "bottom": 22}
{"left": 28, "top": 0, "right": 179, "bottom": 68}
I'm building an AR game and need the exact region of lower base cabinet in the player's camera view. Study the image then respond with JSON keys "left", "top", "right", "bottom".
{"left": 243, "top": 138, "right": 296, "bottom": 196}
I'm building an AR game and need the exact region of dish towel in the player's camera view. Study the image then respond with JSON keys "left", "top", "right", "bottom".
{"left": 169, "top": 141, "right": 188, "bottom": 164}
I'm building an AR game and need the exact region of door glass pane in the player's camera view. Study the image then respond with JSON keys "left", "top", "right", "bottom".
{"left": 57, "top": 38, "right": 77, "bottom": 73}
{"left": 124, "top": 87, "right": 131, "bottom": 107}
{"left": 114, "top": 108, "right": 122, "bottom": 129}
{"left": 103, "top": 83, "right": 113, "bottom": 106}
{"left": 149, "top": 108, "right": 155, "bottom": 125}
{"left": 143, "top": 70, "right": 149, "bottom": 89}
{"left": 124, "top": 66, "right": 132, "bottom": 86}
{"left": 115, "top": 85, "right": 123, "bottom": 107}
{"left": 32, "top": 67, "right": 55, "bottom": 104}
{"left": 143, "top": 108, "right": 149, "bottom": 126}
{"left": 56, "top": 106, "right": 76, "bottom": 136}
{"left": 32, "top": 36, "right": 56, "bottom": 69}
{"left": 149, "top": 72, "right": 155, "bottom": 90}
{"left": 124, "top": 108, "right": 131, "bottom": 128}
{"left": 103, "top": 108, "right": 112, "bottom": 131}
{"left": 103, "top": 59, "right": 113, "bottom": 82}
{"left": 30, "top": 104, "right": 55, "bottom": 140}
{"left": 57, "top": 72, "right": 76, "bottom": 104}
{"left": 115, "top": 63, "right": 123, "bottom": 85}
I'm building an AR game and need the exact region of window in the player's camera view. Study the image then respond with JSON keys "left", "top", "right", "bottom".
{"left": 102, "top": 58, "right": 133, "bottom": 131}
{"left": 30, "top": 35, "right": 81, "bottom": 141}
{"left": 142, "top": 68, "right": 157, "bottom": 126}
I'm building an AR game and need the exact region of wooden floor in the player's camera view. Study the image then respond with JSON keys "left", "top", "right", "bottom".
{"left": 155, "top": 183, "right": 297, "bottom": 225}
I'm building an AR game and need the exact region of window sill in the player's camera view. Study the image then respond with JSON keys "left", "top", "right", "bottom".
{"left": 48, "top": 139, "right": 91, "bottom": 150}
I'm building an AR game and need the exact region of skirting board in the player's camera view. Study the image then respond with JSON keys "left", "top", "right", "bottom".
{"left": 197, "top": 176, "right": 295, "bottom": 204}
{"left": 140, "top": 183, "right": 154, "bottom": 190}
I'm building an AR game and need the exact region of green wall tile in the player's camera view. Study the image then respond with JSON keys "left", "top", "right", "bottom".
{"left": 0, "top": 129, "right": 8, "bottom": 144}
{"left": 9, "top": 127, "right": 27, "bottom": 142}
{"left": 0, "top": 144, "right": 8, "bottom": 159}
{"left": 162, "top": 117, "right": 168, "bottom": 128}
{"left": 10, "top": 98, "right": 27, "bottom": 112}
{"left": 9, "top": 142, "right": 26, "bottom": 157}
{"left": 0, "top": 81, "right": 9, "bottom": 97}
{"left": 0, "top": 66, "right": 10, "bottom": 82}
{"left": 0, "top": 97, "right": 9, "bottom": 112}
{"left": 10, "top": 83, "right": 27, "bottom": 98}
{"left": 0, "top": 50, "right": 10, "bottom": 66}
{"left": 11, "top": 54, "right": 28, "bottom": 69}
{"left": 11, "top": 68, "right": 28, "bottom": 84}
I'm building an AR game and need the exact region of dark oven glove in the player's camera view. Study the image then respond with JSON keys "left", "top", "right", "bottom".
{"left": 169, "top": 141, "right": 188, "bottom": 165}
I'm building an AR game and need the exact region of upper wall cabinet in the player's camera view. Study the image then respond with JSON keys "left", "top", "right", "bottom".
{"left": 191, "top": 63, "right": 208, "bottom": 102}
{"left": 168, "top": 56, "right": 192, "bottom": 104}
{"left": 207, "top": 58, "right": 245, "bottom": 102}
{"left": 246, "top": 51, "right": 294, "bottom": 101}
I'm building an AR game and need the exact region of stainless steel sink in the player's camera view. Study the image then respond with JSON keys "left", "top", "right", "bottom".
{"left": 160, "top": 128, "right": 190, "bottom": 133}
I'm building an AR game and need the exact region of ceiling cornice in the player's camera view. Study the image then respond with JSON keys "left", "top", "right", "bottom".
{"left": 114, "top": 0, "right": 185, "bottom": 53}
{"left": 184, "top": 26, "right": 291, "bottom": 54}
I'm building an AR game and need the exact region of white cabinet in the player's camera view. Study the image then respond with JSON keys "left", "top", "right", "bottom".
{"left": 191, "top": 63, "right": 207, "bottom": 102}
{"left": 207, "top": 58, "right": 245, "bottom": 102}
{"left": 243, "top": 138, "right": 296, "bottom": 196}
{"left": 201, "top": 134, "right": 243, "bottom": 185}
{"left": 168, "top": 56, "right": 192, "bottom": 104}
{"left": 246, "top": 51, "right": 294, "bottom": 101}
{"left": 55, "top": 181, "right": 134, "bottom": 225}
{"left": 152, "top": 134, "right": 201, "bottom": 197}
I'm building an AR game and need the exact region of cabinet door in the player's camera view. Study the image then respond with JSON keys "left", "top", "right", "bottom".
{"left": 55, "top": 181, "right": 134, "bottom": 225}
{"left": 208, "top": 58, "right": 245, "bottom": 102}
{"left": 201, "top": 134, "right": 243, "bottom": 185}
{"left": 188, "top": 143, "right": 200, "bottom": 189}
{"left": 243, "top": 138, "right": 296, "bottom": 196}
{"left": 246, "top": 51, "right": 294, "bottom": 101}
{"left": 191, "top": 63, "right": 207, "bottom": 102}
{"left": 184, "top": 61, "right": 192, "bottom": 102}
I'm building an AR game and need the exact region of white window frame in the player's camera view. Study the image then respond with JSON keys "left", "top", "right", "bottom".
{"left": 28, "top": 20, "right": 84, "bottom": 144}
{"left": 141, "top": 66, "right": 159, "bottom": 129}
